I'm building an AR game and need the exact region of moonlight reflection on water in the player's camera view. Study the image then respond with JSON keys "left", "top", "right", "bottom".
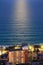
{"left": 12, "top": 0, "right": 31, "bottom": 43}
{"left": 0, "top": 0, "right": 43, "bottom": 45}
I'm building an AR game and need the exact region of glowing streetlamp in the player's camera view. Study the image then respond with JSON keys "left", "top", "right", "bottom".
{"left": 28, "top": 45, "right": 34, "bottom": 52}
{"left": 39, "top": 45, "right": 43, "bottom": 51}
{"left": 41, "top": 45, "right": 43, "bottom": 49}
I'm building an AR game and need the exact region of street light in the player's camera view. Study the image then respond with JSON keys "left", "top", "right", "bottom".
{"left": 41, "top": 45, "right": 43, "bottom": 49}
{"left": 40, "top": 45, "right": 43, "bottom": 51}
{"left": 28, "top": 45, "right": 34, "bottom": 52}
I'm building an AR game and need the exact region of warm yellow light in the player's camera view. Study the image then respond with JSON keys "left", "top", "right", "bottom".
{"left": 0, "top": 51, "right": 2, "bottom": 55}
{"left": 28, "top": 46, "right": 32, "bottom": 49}
{"left": 38, "top": 45, "right": 43, "bottom": 51}
{"left": 2, "top": 51, "right": 7, "bottom": 54}
{"left": 0, "top": 50, "right": 7, "bottom": 56}
{"left": 28, "top": 45, "right": 34, "bottom": 52}
{"left": 15, "top": 46, "right": 21, "bottom": 49}
{"left": 39, "top": 48, "right": 43, "bottom": 51}
{"left": 31, "top": 48, "right": 34, "bottom": 52}
{"left": 41, "top": 45, "right": 43, "bottom": 49}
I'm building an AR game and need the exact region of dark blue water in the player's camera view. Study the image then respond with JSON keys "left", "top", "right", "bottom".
{"left": 0, "top": 0, "right": 43, "bottom": 45}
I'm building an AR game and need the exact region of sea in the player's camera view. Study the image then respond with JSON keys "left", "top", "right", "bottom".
{"left": 0, "top": 0, "right": 43, "bottom": 45}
